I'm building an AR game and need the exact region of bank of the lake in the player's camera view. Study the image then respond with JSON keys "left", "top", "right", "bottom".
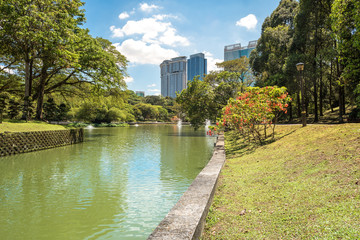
{"left": 0, "top": 125, "right": 216, "bottom": 239}
{"left": 203, "top": 124, "right": 360, "bottom": 239}
{"left": 0, "top": 121, "right": 67, "bottom": 133}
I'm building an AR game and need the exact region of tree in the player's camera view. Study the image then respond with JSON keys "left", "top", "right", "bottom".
{"left": 176, "top": 77, "right": 216, "bottom": 129}
{"left": 8, "top": 97, "right": 21, "bottom": 119}
{"left": 43, "top": 98, "right": 58, "bottom": 121}
{"left": 211, "top": 86, "right": 291, "bottom": 144}
{"left": 0, "top": 0, "right": 86, "bottom": 120}
{"left": 216, "top": 57, "right": 252, "bottom": 92}
{"left": 143, "top": 95, "right": 164, "bottom": 106}
{"left": 289, "top": 0, "right": 334, "bottom": 122}
{"left": 250, "top": 0, "right": 298, "bottom": 86}
{"left": 250, "top": 0, "right": 298, "bottom": 119}
{"left": 57, "top": 103, "right": 70, "bottom": 121}
{"left": 0, "top": 1, "right": 128, "bottom": 120}
{"left": 331, "top": 0, "right": 360, "bottom": 112}
{"left": 34, "top": 35, "right": 127, "bottom": 119}
{"left": 0, "top": 92, "right": 10, "bottom": 123}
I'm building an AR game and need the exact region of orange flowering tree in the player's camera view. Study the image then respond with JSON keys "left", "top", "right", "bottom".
{"left": 209, "top": 86, "right": 291, "bottom": 143}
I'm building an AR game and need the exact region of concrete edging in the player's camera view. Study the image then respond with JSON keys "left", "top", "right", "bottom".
{"left": 148, "top": 133, "right": 226, "bottom": 240}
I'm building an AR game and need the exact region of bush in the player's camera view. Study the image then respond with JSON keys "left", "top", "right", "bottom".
{"left": 8, "top": 98, "right": 22, "bottom": 119}
{"left": 211, "top": 86, "right": 291, "bottom": 143}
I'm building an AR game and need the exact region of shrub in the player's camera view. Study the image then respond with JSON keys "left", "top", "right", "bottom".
{"left": 210, "top": 86, "right": 291, "bottom": 144}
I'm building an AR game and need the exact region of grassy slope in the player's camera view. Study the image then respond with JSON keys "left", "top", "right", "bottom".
{"left": 0, "top": 121, "right": 67, "bottom": 133}
{"left": 202, "top": 124, "right": 360, "bottom": 239}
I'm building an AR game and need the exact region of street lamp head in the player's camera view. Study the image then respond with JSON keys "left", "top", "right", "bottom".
{"left": 296, "top": 62, "right": 304, "bottom": 71}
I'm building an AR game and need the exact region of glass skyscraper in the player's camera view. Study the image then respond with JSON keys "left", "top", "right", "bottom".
{"left": 187, "top": 53, "right": 207, "bottom": 81}
{"left": 224, "top": 40, "right": 257, "bottom": 61}
{"left": 160, "top": 56, "right": 187, "bottom": 98}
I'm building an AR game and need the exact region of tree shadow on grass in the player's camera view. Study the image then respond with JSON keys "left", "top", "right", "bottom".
{"left": 225, "top": 127, "right": 299, "bottom": 159}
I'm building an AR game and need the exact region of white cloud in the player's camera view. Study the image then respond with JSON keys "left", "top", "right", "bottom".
{"left": 113, "top": 39, "right": 179, "bottom": 65}
{"left": 159, "top": 28, "right": 189, "bottom": 46}
{"left": 110, "top": 17, "right": 189, "bottom": 47}
{"left": 148, "top": 88, "right": 161, "bottom": 96}
{"left": 153, "top": 14, "right": 178, "bottom": 21}
{"left": 119, "top": 12, "right": 130, "bottom": 20}
{"left": 147, "top": 83, "right": 156, "bottom": 87}
{"left": 140, "top": 3, "right": 160, "bottom": 12}
{"left": 203, "top": 51, "right": 223, "bottom": 72}
{"left": 148, "top": 88, "right": 160, "bottom": 92}
{"left": 124, "top": 76, "right": 134, "bottom": 83}
{"left": 110, "top": 25, "right": 125, "bottom": 37}
{"left": 236, "top": 14, "right": 258, "bottom": 30}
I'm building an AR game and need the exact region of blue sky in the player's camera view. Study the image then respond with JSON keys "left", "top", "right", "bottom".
{"left": 82, "top": 0, "right": 280, "bottom": 96}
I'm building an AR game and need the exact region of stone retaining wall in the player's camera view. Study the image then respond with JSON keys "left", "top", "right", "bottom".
{"left": 0, "top": 128, "right": 84, "bottom": 157}
{"left": 148, "top": 134, "right": 226, "bottom": 240}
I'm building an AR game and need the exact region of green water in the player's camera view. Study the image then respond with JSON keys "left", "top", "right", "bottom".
{"left": 0, "top": 125, "right": 215, "bottom": 240}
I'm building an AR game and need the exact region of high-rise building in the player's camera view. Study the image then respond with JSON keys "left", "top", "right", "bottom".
{"left": 135, "top": 91, "right": 145, "bottom": 97}
{"left": 224, "top": 40, "right": 257, "bottom": 61}
{"left": 187, "top": 53, "right": 207, "bottom": 81}
{"left": 160, "top": 56, "right": 187, "bottom": 98}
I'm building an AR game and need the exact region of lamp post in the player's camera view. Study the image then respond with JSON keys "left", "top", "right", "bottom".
{"left": 296, "top": 62, "right": 306, "bottom": 127}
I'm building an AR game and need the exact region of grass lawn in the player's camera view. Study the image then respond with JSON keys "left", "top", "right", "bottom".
{"left": 202, "top": 124, "right": 360, "bottom": 239}
{"left": 0, "top": 120, "right": 67, "bottom": 133}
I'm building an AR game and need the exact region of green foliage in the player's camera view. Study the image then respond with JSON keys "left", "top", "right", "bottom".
{"left": 43, "top": 98, "right": 71, "bottom": 121}
{"left": 43, "top": 98, "right": 58, "bottom": 121}
{"left": 7, "top": 98, "right": 21, "bottom": 119}
{"left": 75, "top": 102, "right": 97, "bottom": 123}
{"left": 0, "top": 92, "right": 10, "bottom": 123}
{"left": 176, "top": 77, "right": 216, "bottom": 129}
{"left": 331, "top": 0, "right": 360, "bottom": 103}
{"left": 0, "top": 0, "right": 128, "bottom": 120}
{"left": 133, "top": 102, "right": 169, "bottom": 121}
{"left": 143, "top": 95, "right": 164, "bottom": 106}
{"left": 211, "top": 86, "right": 291, "bottom": 144}
{"left": 57, "top": 103, "right": 70, "bottom": 121}
{"left": 250, "top": 0, "right": 298, "bottom": 89}
{"left": 177, "top": 61, "right": 253, "bottom": 130}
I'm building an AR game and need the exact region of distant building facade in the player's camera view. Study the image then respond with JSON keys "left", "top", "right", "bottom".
{"left": 187, "top": 53, "right": 207, "bottom": 81}
{"left": 160, "top": 56, "right": 187, "bottom": 98}
{"left": 224, "top": 40, "right": 257, "bottom": 61}
{"left": 135, "top": 91, "right": 145, "bottom": 97}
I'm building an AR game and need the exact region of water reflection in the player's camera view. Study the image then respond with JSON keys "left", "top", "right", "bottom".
{"left": 0, "top": 125, "right": 215, "bottom": 240}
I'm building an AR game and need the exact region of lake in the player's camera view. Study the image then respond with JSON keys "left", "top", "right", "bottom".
{"left": 0, "top": 125, "right": 215, "bottom": 240}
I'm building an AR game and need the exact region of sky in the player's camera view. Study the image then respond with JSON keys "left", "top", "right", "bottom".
{"left": 82, "top": 0, "right": 280, "bottom": 96}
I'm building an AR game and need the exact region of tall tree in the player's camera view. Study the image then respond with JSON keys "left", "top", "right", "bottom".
{"left": 176, "top": 77, "right": 216, "bottom": 129}
{"left": 289, "top": 0, "right": 333, "bottom": 122}
{"left": 0, "top": 1, "right": 127, "bottom": 120}
{"left": 33, "top": 34, "right": 127, "bottom": 119}
{"left": 331, "top": 0, "right": 360, "bottom": 114}
{"left": 250, "top": 0, "right": 298, "bottom": 87}
{"left": 0, "top": 0, "right": 86, "bottom": 120}
{"left": 250, "top": 0, "right": 298, "bottom": 119}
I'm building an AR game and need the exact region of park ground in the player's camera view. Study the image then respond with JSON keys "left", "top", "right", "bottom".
{"left": 202, "top": 123, "right": 360, "bottom": 239}
{"left": 0, "top": 120, "right": 67, "bottom": 133}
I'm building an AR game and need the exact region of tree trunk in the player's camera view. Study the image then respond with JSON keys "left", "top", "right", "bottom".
{"left": 319, "top": 59, "right": 323, "bottom": 116}
{"left": 330, "top": 59, "right": 333, "bottom": 112}
{"left": 22, "top": 56, "right": 33, "bottom": 121}
{"left": 336, "top": 57, "right": 345, "bottom": 123}
{"left": 35, "top": 64, "right": 49, "bottom": 120}
{"left": 312, "top": 23, "right": 319, "bottom": 122}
